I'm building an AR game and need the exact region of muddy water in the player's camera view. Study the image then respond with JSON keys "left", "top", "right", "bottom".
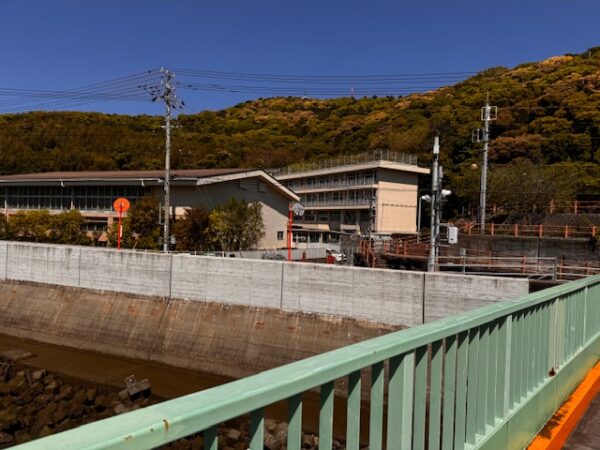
{"left": 0, "top": 334, "right": 369, "bottom": 443}
{"left": 0, "top": 334, "right": 232, "bottom": 399}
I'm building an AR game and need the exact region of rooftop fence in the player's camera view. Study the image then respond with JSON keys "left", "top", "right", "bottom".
{"left": 269, "top": 150, "right": 419, "bottom": 177}
{"left": 16, "top": 275, "right": 600, "bottom": 450}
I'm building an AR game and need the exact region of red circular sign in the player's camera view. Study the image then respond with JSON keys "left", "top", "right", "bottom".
{"left": 113, "top": 197, "right": 131, "bottom": 213}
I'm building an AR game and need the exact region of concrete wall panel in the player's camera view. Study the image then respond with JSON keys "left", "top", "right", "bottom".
{"left": 282, "top": 263, "right": 424, "bottom": 326}
{"left": 79, "top": 248, "right": 171, "bottom": 297}
{"left": 423, "top": 272, "right": 529, "bottom": 323}
{"left": 171, "top": 255, "right": 283, "bottom": 309}
{"left": 5, "top": 242, "right": 80, "bottom": 287}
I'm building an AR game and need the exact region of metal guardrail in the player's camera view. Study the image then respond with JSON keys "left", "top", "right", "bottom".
{"left": 15, "top": 276, "right": 600, "bottom": 450}
{"left": 461, "top": 222, "right": 598, "bottom": 238}
{"left": 269, "top": 150, "right": 418, "bottom": 177}
{"left": 378, "top": 237, "right": 600, "bottom": 282}
{"left": 434, "top": 256, "right": 600, "bottom": 280}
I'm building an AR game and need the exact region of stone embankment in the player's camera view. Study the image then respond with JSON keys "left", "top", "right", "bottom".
{"left": 0, "top": 358, "right": 154, "bottom": 447}
{"left": 0, "top": 358, "right": 349, "bottom": 450}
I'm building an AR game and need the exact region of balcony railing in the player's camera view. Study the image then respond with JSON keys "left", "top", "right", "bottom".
{"left": 303, "top": 198, "right": 371, "bottom": 207}
{"left": 287, "top": 177, "right": 376, "bottom": 192}
{"left": 17, "top": 275, "right": 600, "bottom": 450}
{"left": 269, "top": 150, "right": 418, "bottom": 177}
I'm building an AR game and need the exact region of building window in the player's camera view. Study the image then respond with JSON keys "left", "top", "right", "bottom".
{"left": 343, "top": 211, "right": 357, "bottom": 225}
{"left": 277, "top": 231, "right": 284, "bottom": 240}
{"left": 317, "top": 212, "right": 328, "bottom": 222}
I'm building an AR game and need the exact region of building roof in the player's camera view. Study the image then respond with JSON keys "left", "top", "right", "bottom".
{"left": 0, "top": 168, "right": 300, "bottom": 201}
{"left": 274, "top": 159, "right": 429, "bottom": 179}
{"left": 0, "top": 168, "right": 249, "bottom": 181}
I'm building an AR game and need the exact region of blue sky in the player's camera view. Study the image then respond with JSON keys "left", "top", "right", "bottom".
{"left": 1, "top": 0, "right": 599, "bottom": 115}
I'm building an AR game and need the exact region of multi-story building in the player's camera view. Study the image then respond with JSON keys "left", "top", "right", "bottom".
{"left": 272, "top": 151, "right": 429, "bottom": 244}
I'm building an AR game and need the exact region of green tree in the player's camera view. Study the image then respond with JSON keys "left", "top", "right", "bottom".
{"left": 108, "top": 196, "right": 161, "bottom": 249}
{"left": 10, "top": 210, "right": 52, "bottom": 242}
{"left": 173, "top": 207, "right": 211, "bottom": 252}
{"left": 0, "top": 214, "right": 11, "bottom": 240}
{"left": 488, "top": 161, "right": 577, "bottom": 220}
{"left": 208, "top": 198, "right": 264, "bottom": 251}
{"left": 48, "top": 210, "right": 90, "bottom": 245}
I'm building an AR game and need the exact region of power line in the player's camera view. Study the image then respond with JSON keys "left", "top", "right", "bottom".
{"left": 0, "top": 70, "right": 163, "bottom": 113}
{"left": 171, "top": 67, "right": 477, "bottom": 82}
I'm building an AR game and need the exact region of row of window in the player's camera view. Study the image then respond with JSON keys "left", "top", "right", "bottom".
{"left": 298, "top": 209, "right": 371, "bottom": 224}
{"left": 301, "top": 189, "right": 376, "bottom": 207}
{"left": 276, "top": 231, "right": 341, "bottom": 244}
{"left": 283, "top": 169, "right": 377, "bottom": 191}
{"left": 0, "top": 186, "right": 148, "bottom": 211}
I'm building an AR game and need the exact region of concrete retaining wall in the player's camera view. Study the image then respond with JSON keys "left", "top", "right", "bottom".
{"left": 0, "top": 281, "right": 398, "bottom": 379}
{"left": 0, "top": 241, "right": 529, "bottom": 327}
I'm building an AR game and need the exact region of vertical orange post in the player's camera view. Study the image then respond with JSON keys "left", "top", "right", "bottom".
{"left": 112, "top": 198, "right": 130, "bottom": 251}
{"left": 117, "top": 209, "right": 123, "bottom": 250}
{"left": 593, "top": 226, "right": 597, "bottom": 237}
{"left": 491, "top": 223, "right": 495, "bottom": 236}
{"left": 539, "top": 224, "right": 543, "bottom": 238}
{"left": 514, "top": 224, "right": 519, "bottom": 237}
{"left": 574, "top": 200, "right": 578, "bottom": 214}
{"left": 564, "top": 226, "right": 569, "bottom": 239}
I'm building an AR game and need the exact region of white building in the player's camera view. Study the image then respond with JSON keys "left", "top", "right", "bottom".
{"left": 272, "top": 151, "right": 429, "bottom": 244}
{"left": 0, "top": 168, "right": 299, "bottom": 249}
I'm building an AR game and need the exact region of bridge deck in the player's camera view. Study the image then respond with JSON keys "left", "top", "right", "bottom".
{"left": 564, "top": 393, "right": 600, "bottom": 449}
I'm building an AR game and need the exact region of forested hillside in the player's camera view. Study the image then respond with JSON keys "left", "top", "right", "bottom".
{"left": 0, "top": 46, "right": 599, "bottom": 214}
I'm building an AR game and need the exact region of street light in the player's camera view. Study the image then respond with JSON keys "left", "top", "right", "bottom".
{"left": 417, "top": 194, "right": 431, "bottom": 237}
{"left": 417, "top": 191, "right": 450, "bottom": 237}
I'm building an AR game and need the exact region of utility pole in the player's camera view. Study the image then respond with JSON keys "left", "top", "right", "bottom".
{"left": 428, "top": 136, "right": 440, "bottom": 272}
{"left": 479, "top": 93, "right": 497, "bottom": 234}
{"left": 162, "top": 69, "right": 174, "bottom": 253}
{"left": 158, "top": 68, "right": 179, "bottom": 253}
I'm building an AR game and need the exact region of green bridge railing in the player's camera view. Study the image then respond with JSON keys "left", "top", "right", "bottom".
{"left": 17, "top": 275, "right": 600, "bottom": 450}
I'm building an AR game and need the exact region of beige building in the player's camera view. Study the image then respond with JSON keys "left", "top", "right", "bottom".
{"left": 0, "top": 169, "right": 299, "bottom": 249}
{"left": 272, "top": 151, "right": 429, "bottom": 243}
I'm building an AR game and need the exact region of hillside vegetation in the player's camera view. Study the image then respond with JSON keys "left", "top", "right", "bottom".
{"left": 0, "top": 46, "right": 599, "bottom": 215}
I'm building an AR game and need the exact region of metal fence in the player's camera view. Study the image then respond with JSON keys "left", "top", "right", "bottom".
{"left": 16, "top": 276, "right": 600, "bottom": 450}
{"left": 460, "top": 222, "right": 598, "bottom": 238}
{"left": 269, "top": 150, "right": 419, "bottom": 177}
